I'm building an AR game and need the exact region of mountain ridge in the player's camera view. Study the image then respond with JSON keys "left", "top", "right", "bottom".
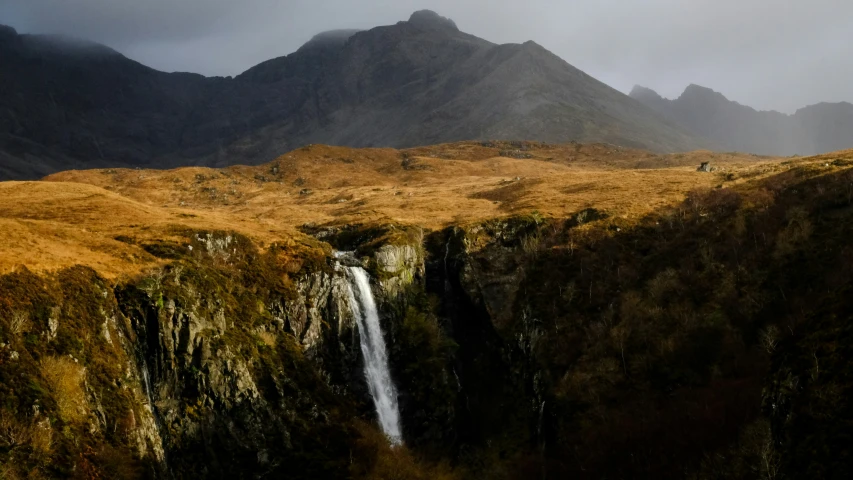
{"left": 631, "top": 84, "right": 853, "bottom": 155}
{"left": 0, "top": 11, "right": 709, "bottom": 180}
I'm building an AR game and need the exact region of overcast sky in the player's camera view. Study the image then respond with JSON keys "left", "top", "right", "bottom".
{"left": 1, "top": 0, "right": 849, "bottom": 113}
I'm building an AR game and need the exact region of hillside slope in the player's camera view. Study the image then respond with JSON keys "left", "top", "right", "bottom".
{"left": 1, "top": 145, "right": 852, "bottom": 478}
{"left": 1, "top": 141, "right": 779, "bottom": 278}
{"left": 631, "top": 84, "right": 853, "bottom": 156}
{"left": 0, "top": 11, "right": 709, "bottom": 180}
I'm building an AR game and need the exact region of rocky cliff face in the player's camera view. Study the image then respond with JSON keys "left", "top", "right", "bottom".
{"left": 0, "top": 218, "right": 526, "bottom": 478}
{"left": 0, "top": 229, "right": 435, "bottom": 478}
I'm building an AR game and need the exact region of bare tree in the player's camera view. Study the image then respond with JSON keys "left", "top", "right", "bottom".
{"left": 760, "top": 325, "right": 779, "bottom": 354}
{"left": 9, "top": 311, "right": 32, "bottom": 336}
{"left": 0, "top": 411, "right": 30, "bottom": 448}
{"left": 759, "top": 430, "right": 781, "bottom": 480}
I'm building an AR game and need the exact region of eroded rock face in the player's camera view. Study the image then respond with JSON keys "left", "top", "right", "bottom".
{"left": 114, "top": 233, "right": 383, "bottom": 477}
{"left": 455, "top": 218, "right": 537, "bottom": 333}
{"left": 414, "top": 220, "right": 549, "bottom": 452}
{"left": 122, "top": 231, "right": 435, "bottom": 477}
{"left": 0, "top": 231, "right": 407, "bottom": 478}
{"left": 0, "top": 225, "right": 533, "bottom": 477}
{"left": 373, "top": 243, "right": 424, "bottom": 303}
{"left": 272, "top": 271, "right": 337, "bottom": 349}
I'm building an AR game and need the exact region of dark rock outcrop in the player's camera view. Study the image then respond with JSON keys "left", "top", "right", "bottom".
{"left": 408, "top": 9, "right": 459, "bottom": 31}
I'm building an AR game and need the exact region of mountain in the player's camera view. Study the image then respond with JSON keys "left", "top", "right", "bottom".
{"left": 631, "top": 84, "right": 853, "bottom": 156}
{"left": 0, "top": 11, "right": 709, "bottom": 180}
{"left": 0, "top": 25, "right": 268, "bottom": 179}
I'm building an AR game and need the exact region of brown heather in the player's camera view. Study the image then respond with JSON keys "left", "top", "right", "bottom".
{"left": 1, "top": 141, "right": 800, "bottom": 279}
{"left": 39, "top": 356, "right": 87, "bottom": 424}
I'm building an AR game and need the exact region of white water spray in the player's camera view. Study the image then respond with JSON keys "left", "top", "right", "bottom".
{"left": 338, "top": 256, "right": 403, "bottom": 445}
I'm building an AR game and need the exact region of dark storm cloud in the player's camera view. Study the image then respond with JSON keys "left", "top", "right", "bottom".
{"left": 1, "top": 0, "right": 850, "bottom": 113}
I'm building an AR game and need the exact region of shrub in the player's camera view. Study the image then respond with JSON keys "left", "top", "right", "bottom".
{"left": 0, "top": 463, "right": 22, "bottom": 480}
{"left": 685, "top": 188, "right": 742, "bottom": 218}
{"left": 647, "top": 268, "right": 681, "bottom": 302}
{"left": 257, "top": 331, "right": 277, "bottom": 347}
{"left": 350, "top": 422, "right": 457, "bottom": 480}
{"left": 0, "top": 410, "right": 52, "bottom": 464}
{"left": 691, "top": 418, "right": 779, "bottom": 480}
{"left": 29, "top": 419, "right": 53, "bottom": 456}
{"left": 8, "top": 310, "right": 32, "bottom": 336}
{"left": 520, "top": 232, "right": 542, "bottom": 256}
{"left": 0, "top": 410, "right": 31, "bottom": 448}
{"left": 39, "top": 356, "right": 87, "bottom": 423}
{"left": 759, "top": 325, "right": 779, "bottom": 354}
{"left": 774, "top": 206, "right": 812, "bottom": 257}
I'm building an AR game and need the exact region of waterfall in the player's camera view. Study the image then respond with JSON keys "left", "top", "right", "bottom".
{"left": 140, "top": 362, "right": 155, "bottom": 408}
{"left": 338, "top": 256, "right": 403, "bottom": 445}
{"left": 139, "top": 358, "right": 168, "bottom": 464}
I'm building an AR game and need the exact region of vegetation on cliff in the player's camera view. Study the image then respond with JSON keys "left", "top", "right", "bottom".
{"left": 433, "top": 153, "right": 853, "bottom": 478}
{"left": 0, "top": 230, "right": 447, "bottom": 479}
{"left": 2, "top": 146, "right": 853, "bottom": 478}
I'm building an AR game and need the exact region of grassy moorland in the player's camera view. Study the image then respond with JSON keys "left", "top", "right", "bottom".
{"left": 2, "top": 141, "right": 781, "bottom": 279}
{"left": 4, "top": 141, "right": 853, "bottom": 478}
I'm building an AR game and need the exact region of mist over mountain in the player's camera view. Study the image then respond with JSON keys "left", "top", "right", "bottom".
{"left": 0, "top": 11, "right": 708, "bottom": 180}
{"left": 631, "top": 84, "right": 853, "bottom": 156}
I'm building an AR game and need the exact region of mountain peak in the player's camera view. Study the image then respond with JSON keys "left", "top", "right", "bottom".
{"left": 0, "top": 24, "right": 17, "bottom": 41}
{"left": 408, "top": 10, "right": 458, "bottom": 31}
{"left": 680, "top": 84, "right": 727, "bottom": 102}
{"left": 25, "top": 34, "right": 122, "bottom": 59}
{"left": 630, "top": 85, "right": 663, "bottom": 101}
{"left": 297, "top": 29, "right": 361, "bottom": 52}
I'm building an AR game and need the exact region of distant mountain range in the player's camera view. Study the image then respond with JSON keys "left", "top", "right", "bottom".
{"left": 0, "top": 10, "right": 850, "bottom": 180}
{"left": 0, "top": 11, "right": 707, "bottom": 180}
{"left": 630, "top": 84, "right": 853, "bottom": 156}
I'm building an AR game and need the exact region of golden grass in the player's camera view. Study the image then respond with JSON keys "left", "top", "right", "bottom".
{"left": 40, "top": 356, "right": 87, "bottom": 424}
{"left": 29, "top": 419, "right": 53, "bottom": 456}
{"left": 258, "top": 331, "right": 278, "bottom": 348}
{"left": 4, "top": 141, "right": 848, "bottom": 280}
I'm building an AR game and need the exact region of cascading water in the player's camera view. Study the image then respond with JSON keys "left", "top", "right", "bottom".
{"left": 139, "top": 357, "right": 168, "bottom": 464}
{"left": 337, "top": 254, "right": 403, "bottom": 445}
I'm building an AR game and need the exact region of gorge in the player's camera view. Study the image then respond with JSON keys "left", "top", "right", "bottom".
{"left": 1, "top": 144, "right": 853, "bottom": 479}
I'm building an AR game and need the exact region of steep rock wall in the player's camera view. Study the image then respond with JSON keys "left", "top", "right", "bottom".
{"left": 0, "top": 230, "right": 432, "bottom": 479}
